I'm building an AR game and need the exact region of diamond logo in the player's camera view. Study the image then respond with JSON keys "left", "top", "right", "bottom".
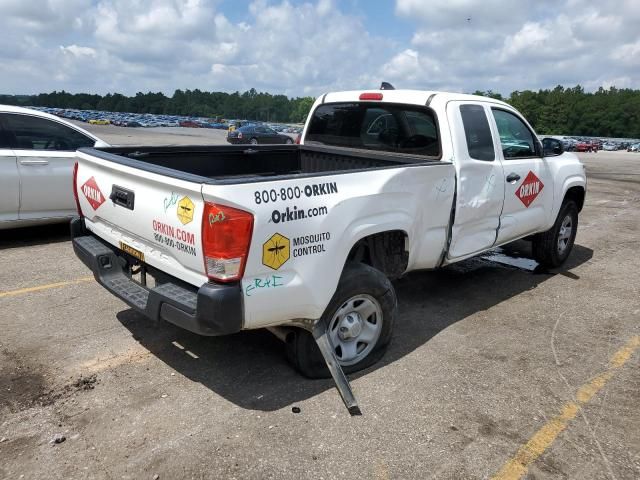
{"left": 515, "top": 171, "right": 544, "bottom": 208}
{"left": 81, "top": 177, "right": 106, "bottom": 210}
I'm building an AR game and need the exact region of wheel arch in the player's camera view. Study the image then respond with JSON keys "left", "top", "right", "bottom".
{"left": 345, "top": 229, "right": 409, "bottom": 280}
{"left": 563, "top": 184, "right": 586, "bottom": 212}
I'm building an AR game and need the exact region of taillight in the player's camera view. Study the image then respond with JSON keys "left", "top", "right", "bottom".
{"left": 202, "top": 202, "right": 253, "bottom": 282}
{"left": 295, "top": 134, "right": 301, "bottom": 144}
{"left": 359, "top": 92, "right": 383, "bottom": 101}
{"left": 72, "top": 161, "right": 83, "bottom": 216}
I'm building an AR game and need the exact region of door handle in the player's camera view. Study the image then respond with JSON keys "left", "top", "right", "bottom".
{"left": 506, "top": 173, "right": 521, "bottom": 183}
{"left": 20, "top": 159, "right": 49, "bottom": 166}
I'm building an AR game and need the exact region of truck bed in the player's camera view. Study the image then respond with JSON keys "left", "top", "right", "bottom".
{"left": 80, "top": 144, "right": 441, "bottom": 185}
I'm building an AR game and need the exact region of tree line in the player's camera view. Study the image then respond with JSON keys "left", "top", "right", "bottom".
{"left": 473, "top": 85, "right": 640, "bottom": 138}
{"left": 0, "top": 88, "right": 315, "bottom": 124}
{"left": 1, "top": 85, "right": 639, "bottom": 136}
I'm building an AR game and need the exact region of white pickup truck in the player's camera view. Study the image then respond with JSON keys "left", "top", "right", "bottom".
{"left": 71, "top": 87, "right": 586, "bottom": 414}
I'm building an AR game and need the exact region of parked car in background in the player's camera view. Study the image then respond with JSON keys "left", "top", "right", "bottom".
{"left": 179, "top": 120, "right": 200, "bottom": 128}
{"left": 575, "top": 141, "right": 588, "bottom": 152}
{"left": 576, "top": 140, "right": 599, "bottom": 152}
{"left": 627, "top": 143, "right": 639, "bottom": 152}
{"left": 0, "top": 105, "right": 110, "bottom": 229}
{"left": 602, "top": 142, "right": 617, "bottom": 151}
{"left": 226, "top": 124, "right": 295, "bottom": 144}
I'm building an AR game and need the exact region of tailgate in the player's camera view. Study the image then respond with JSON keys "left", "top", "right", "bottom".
{"left": 75, "top": 150, "right": 207, "bottom": 287}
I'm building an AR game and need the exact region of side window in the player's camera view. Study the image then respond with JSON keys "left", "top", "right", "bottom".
{"left": 460, "top": 105, "right": 495, "bottom": 161}
{"left": 3, "top": 113, "right": 95, "bottom": 151}
{"left": 0, "top": 114, "right": 17, "bottom": 148}
{"left": 491, "top": 109, "right": 538, "bottom": 159}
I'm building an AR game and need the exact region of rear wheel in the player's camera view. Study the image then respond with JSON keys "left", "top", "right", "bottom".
{"left": 532, "top": 200, "right": 578, "bottom": 268}
{"left": 286, "top": 262, "right": 396, "bottom": 378}
{"left": 250, "top": 137, "right": 258, "bottom": 145}
{"left": 285, "top": 137, "right": 293, "bottom": 144}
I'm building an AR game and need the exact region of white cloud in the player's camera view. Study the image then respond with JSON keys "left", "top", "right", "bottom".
{"left": 60, "top": 45, "right": 97, "bottom": 58}
{"left": 0, "top": 0, "right": 638, "bottom": 98}
{"left": 393, "top": 0, "right": 640, "bottom": 94}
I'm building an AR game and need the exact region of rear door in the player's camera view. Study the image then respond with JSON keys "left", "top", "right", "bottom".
{"left": 489, "top": 108, "right": 554, "bottom": 243}
{"left": 446, "top": 101, "right": 505, "bottom": 259}
{"left": 2, "top": 113, "right": 96, "bottom": 220}
{"left": 76, "top": 151, "right": 208, "bottom": 287}
{"left": 0, "top": 122, "right": 19, "bottom": 223}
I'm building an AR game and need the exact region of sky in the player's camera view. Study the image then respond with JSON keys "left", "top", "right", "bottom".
{"left": 1, "top": 0, "right": 639, "bottom": 99}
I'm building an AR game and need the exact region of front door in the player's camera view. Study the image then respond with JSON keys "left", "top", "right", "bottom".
{"left": 446, "top": 101, "right": 505, "bottom": 260}
{"left": 490, "top": 108, "right": 554, "bottom": 244}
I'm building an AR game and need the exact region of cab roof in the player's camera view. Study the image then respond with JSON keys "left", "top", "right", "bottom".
{"left": 320, "top": 89, "right": 511, "bottom": 110}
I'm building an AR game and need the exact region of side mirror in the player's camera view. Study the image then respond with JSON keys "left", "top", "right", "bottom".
{"left": 542, "top": 137, "right": 564, "bottom": 156}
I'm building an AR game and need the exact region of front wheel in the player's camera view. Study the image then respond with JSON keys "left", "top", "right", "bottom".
{"left": 286, "top": 263, "right": 396, "bottom": 378}
{"left": 532, "top": 200, "right": 578, "bottom": 268}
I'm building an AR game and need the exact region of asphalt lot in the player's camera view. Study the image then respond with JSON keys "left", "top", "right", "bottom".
{"left": 1, "top": 134, "right": 638, "bottom": 479}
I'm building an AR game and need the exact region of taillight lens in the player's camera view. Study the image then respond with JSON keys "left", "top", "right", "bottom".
{"left": 72, "top": 161, "right": 83, "bottom": 216}
{"left": 359, "top": 92, "right": 383, "bottom": 101}
{"left": 295, "top": 134, "right": 301, "bottom": 144}
{"left": 202, "top": 202, "right": 253, "bottom": 282}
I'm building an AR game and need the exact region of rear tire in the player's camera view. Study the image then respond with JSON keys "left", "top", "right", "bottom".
{"left": 532, "top": 200, "right": 578, "bottom": 268}
{"left": 286, "top": 262, "right": 396, "bottom": 379}
{"left": 285, "top": 138, "right": 293, "bottom": 144}
{"left": 250, "top": 138, "right": 258, "bottom": 145}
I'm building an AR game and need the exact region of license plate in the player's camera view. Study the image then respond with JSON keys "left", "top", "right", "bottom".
{"left": 120, "top": 241, "right": 145, "bottom": 262}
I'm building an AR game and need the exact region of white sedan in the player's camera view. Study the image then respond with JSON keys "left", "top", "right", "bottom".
{"left": 0, "top": 105, "right": 109, "bottom": 229}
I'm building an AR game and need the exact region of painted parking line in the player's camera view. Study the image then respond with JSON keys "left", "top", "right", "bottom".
{"left": 492, "top": 335, "right": 640, "bottom": 480}
{"left": 0, "top": 276, "right": 94, "bottom": 298}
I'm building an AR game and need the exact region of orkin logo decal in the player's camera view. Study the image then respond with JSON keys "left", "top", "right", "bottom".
{"left": 262, "top": 233, "right": 290, "bottom": 270}
{"left": 516, "top": 171, "right": 544, "bottom": 208}
{"left": 81, "top": 177, "right": 106, "bottom": 210}
{"left": 177, "top": 196, "right": 195, "bottom": 225}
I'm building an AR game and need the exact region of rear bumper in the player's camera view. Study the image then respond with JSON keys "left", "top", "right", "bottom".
{"left": 71, "top": 217, "right": 243, "bottom": 336}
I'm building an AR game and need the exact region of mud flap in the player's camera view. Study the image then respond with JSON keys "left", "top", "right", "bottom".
{"left": 312, "top": 321, "right": 362, "bottom": 416}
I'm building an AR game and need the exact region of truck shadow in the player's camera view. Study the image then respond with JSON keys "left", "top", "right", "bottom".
{"left": 0, "top": 222, "right": 70, "bottom": 249}
{"left": 116, "top": 241, "right": 593, "bottom": 412}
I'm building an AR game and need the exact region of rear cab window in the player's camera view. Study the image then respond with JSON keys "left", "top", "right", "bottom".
{"left": 306, "top": 102, "right": 441, "bottom": 159}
